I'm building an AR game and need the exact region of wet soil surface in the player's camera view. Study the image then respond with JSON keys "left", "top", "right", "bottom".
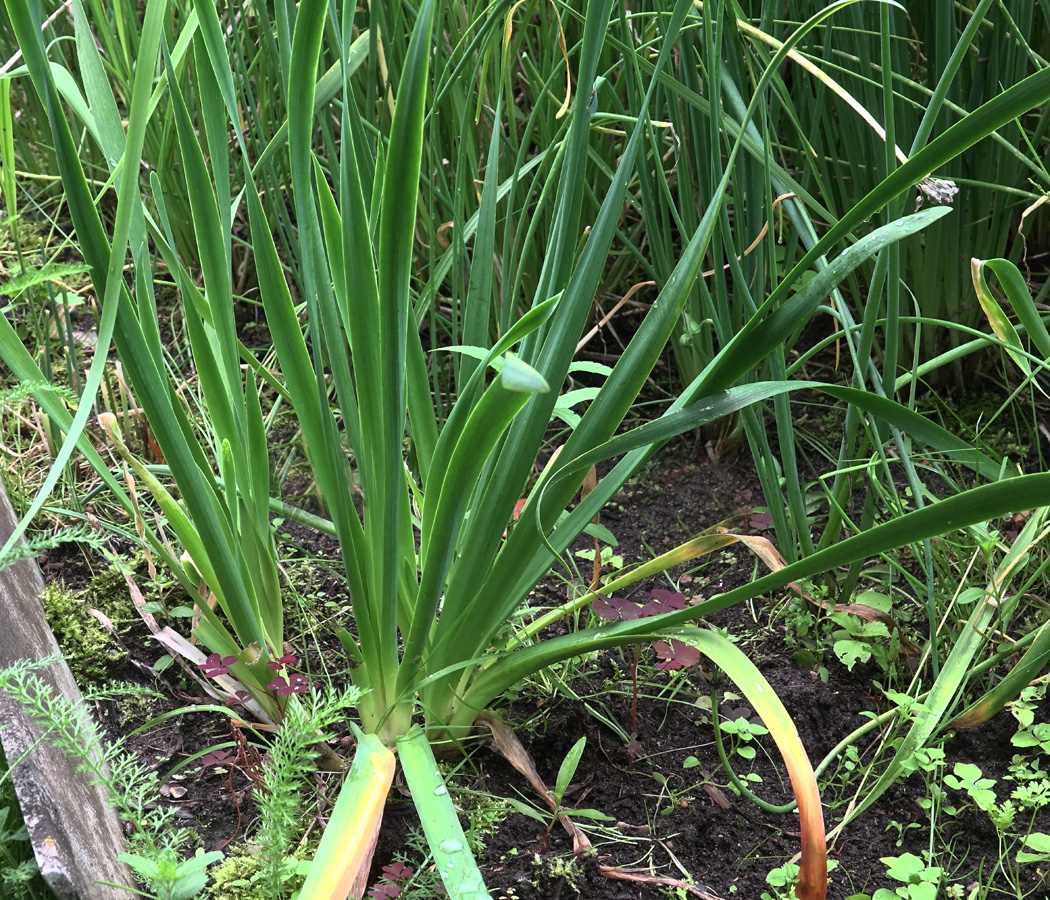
{"left": 30, "top": 439, "right": 1050, "bottom": 900}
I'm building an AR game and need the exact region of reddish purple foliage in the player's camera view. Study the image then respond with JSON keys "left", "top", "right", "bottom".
{"left": 592, "top": 595, "right": 641, "bottom": 620}
{"left": 268, "top": 672, "right": 311, "bottom": 695}
{"left": 382, "top": 862, "right": 414, "bottom": 880}
{"left": 654, "top": 639, "right": 701, "bottom": 671}
{"left": 200, "top": 749, "right": 236, "bottom": 769}
{"left": 748, "top": 511, "right": 774, "bottom": 533}
{"left": 591, "top": 589, "right": 687, "bottom": 622}
{"left": 199, "top": 653, "right": 238, "bottom": 678}
{"left": 640, "top": 589, "right": 687, "bottom": 617}
{"left": 266, "top": 653, "right": 298, "bottom": 671}
{"left": 367, "top": 861, "right": 415, "bottom": 899}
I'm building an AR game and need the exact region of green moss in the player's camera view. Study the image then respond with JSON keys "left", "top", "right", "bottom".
{"left": 85, "top": 554, "right": 150, "bottom": 623}
{"left": 114, "top": 691, "right": 159, "bottom": 729}
{"left": 203, "top": 848, "right": 264, "bottom": 900}
{"left": 41, "top": 552, "right": 178, "bottom": 688}
{"left": 533, "top": 852, "right": 584, "bottom": 893}
{"left": 41, "top": 581, "right": 126, "bottom": 685}
{"left": 204, "top": 845, "right": 310, "bottom": 900}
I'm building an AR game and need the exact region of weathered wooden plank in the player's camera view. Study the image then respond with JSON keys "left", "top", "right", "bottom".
{"left": 0, "top": 483, "right": 136, "bottom": 900}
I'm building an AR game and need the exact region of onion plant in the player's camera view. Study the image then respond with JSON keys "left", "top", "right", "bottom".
{"left": 7, "top": 1, "right": 1050, "bottom": 898}
{"left": 625, "top": 0, "right": 1050, "bottom": 562}
{"left": 725, "top": 0, "right": 1050, "bottom": 383}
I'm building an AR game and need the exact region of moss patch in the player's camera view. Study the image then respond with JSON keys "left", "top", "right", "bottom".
{"left": 41, "top": 580, "right": 126, "bottom": 685}
{"left": 204, "top": 845, "right": 310, "bottom": 900}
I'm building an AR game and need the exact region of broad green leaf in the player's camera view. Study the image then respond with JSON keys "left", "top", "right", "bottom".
{"left": 298, "top": 734, "right": 395, "bottom": 899}
{"left": 501, "top": 354, "right": 549, "bottom": 394}
{"left": 398, "top": 727, "right": 489, "bottom": 898}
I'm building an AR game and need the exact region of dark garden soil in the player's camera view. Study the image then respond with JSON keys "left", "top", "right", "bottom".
{"left": 31, "top": 438, "right": 1050, "bottom": 900}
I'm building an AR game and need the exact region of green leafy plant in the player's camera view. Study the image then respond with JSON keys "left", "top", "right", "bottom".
{"left": 941, "top": 758, "right": 1050, "bottom": 896}
{"left": 944, "top": 763, "right": 1004, "bottom": 823}
{"left": 549, "top": 737, "right": 591, "bottom": 827}
{"left": 648, "top": 770, "right": 695, "bottom": 818}
{"left": 763, "top": 861, "right": 840, "bottom": 900}
{"left": 763, "top": 862, "right": 804, "bottom": 900}
{"left": 829, "top": 613, "right": 894, "bottom": 674}
{"left": 1007, "top": 683, "right": 1050, "bottom": 756}
{"left": 716, "top": 706, "right": 770, "bottom": 766}
{"left": 10, "top": 1, "right": 1050, "bottom": 897}
{"left": 778, "top": 1, "right": 1050, "bottom": 378}
{"left": 252, "top": 685, "right": 360, "bottom": 897}
{"left": 574, "top": 545, "right": 624, "bottom": 585}
{"left": 0, "top": 655, "right": 362, "bottom": 900}
{"left": 504, "top": 735, "right": 613, "bottom": 849}
{"left": 873, "top": 852, "right": 944, "bottom": 900}
{"left": 907, "top": 748, "right": 957, "bottom": 834}
{"left": 117, "top": 847, "right": 223, "bottom": 900}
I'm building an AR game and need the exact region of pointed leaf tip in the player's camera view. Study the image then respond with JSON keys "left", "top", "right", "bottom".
{"left": 501, "top": 353, "right": 549, "bottom": 394}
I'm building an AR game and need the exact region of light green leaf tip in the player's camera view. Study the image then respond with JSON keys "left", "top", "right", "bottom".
{"left": 501, "top": 353, "right": 549, "bottom": 394}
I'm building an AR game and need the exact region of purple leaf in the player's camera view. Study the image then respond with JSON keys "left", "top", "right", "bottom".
{"left": 382, "top": 861, "right": 414, "bottom": 881}
{"left": 749, "top": 511, "right": 774, "bottom": 532}
{"left": 639, "top": 598, "right": 664, "bottom": 617}
{"left": 199, "top": 653, "right": 238, "bottom": 677}
{"left": 201, "top": 749, "right": 235, "bottom": 768}
{"left": 618, "top": 602, "right": 644, "bottom": 621}
{"left": 270, "top": 673, "right": 311, "bottom": 695}
{"left": 647, "top": 589, "right": 687, "bottom": 611}
{"left": 654, "top": 639, "right": 701, "bottom": 671}
{"left": 286, "top": 673, "right": 311, "bottom": 693}
{"left": 595, "top": 590, "right": 689, "bottom": 623}
{"left": 266, "top": 654, "right": 297, "bottom": 671}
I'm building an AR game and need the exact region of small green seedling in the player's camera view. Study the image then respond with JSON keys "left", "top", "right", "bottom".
{"left": 1016, "top": 831, "right": 1050, "bottom": 866}
{"left": 1009, "top": 682, "right": 1050, "bottom": 755}
{"left": 552, "top": 736, "right": 587, "bottom": 814}
{"left": 944, "top": 761, "right": 1016, "bottom": 834}
{"left": 718, "top": 710, "right": 769, "bottom": 763}
{"left": 117, "top": 847, "right": 224, "bottom": 900}
{"left": 872, "top": 852, "right": 943, "bottom": 900}
{"left": 829, "top": 614, "right": 893, "bottom": 672}
{"left": 573, "top": 545, "right": 624, "bottom": 584}
{"left": 650, "top": 771, "right": 694, "bottom": 816}
{"left": 505, "top": 736, "right": 612, "bottom": 849}
{"left": 762, "top": 859, "right": 838, "bottom": 900}
{"left": 944, "top": 762, "right": 998, "bottom": 812}
{"left": 762, "top": 860, "right": 800, "bottom": 900}
{"left": 829, "top": 590, "right": 900, "bottom": 674}
{"left": 940, "top": 750, "right": 1050, "bottom": 891}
